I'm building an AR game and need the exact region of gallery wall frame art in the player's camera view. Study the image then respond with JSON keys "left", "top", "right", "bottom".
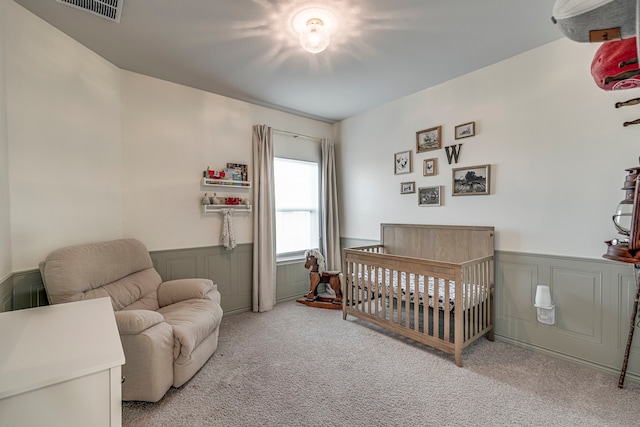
{"left": 394, "top": 150, "right": 412, "bottom": 175}
{"left": 454, "top": 122, "right": 475, "bottom": 140}
{"left": 423, "top": 158, "right": 438, "bottom": 176}
{"left": 400, "top": 181, "right": 415, "bottom": 194}
{"left": 452, "top": 164, "right": 490, "bottom": 196}
{"left": 416, "top": 126, "right": 442, "bottom": 153}
{"left": 418, "top": 185, "right": 442, "bottom": 206}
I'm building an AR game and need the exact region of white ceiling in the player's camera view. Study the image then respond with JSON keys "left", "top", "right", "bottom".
{"left": 12, "top": 0, "right": 563, "bottom": 123}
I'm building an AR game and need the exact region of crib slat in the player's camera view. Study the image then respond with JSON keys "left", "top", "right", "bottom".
{"left": 374, "top": 266, "right": 379, "bottom": 315}
{"left": 371, "top": 265, "right": 376, "bottom": 315}
{"left": 370, "top": 265, "right": 375, "bottom": 314}
{"left": 413, "top": 275, "right": 420, "bottom": 333}
{"left": 472, "top": 264, "right": 477, "bottom": 336}
{"left": 394, "top": 269, "right": 400, "bottom": 325}
{"left": 405, "top": 272, "right": 410, "bottom": 327}
{"left": 475, "top": 263, "right": 480, "bottom": 336}
{"left": 358, "top": 263, "right": 364, "bottom": 312}
{"left": 347, "top": 261, "right": 352, "bottom": 305}
{"left": 481, "top": 260, "right": 487, "bottom": 330}
{"left": 469, "top": 264, "right": 474, "bottom": 338}
{"left": 475, "top": 263, "right": 480, "bottom": 332}
{"left": 348, "top": 262, "right": 353, "bottom": 307}
{"left": 469, "top": 270, "right": 474, "bottom": 341}
{"left": 485, "top": 261, "right": 490, "bottom": 329}
{"left": 435, "top": 276, "right": 442, "bottom": 340}
{"left": 364, "top": 264, "right": 369, "bottom": 313}
{"left": 467, "top": 266, "right": 472, "bottom": 340}
{"left": 478, "top": 262, "right": 484, "bottom": 332}
{"left": 483, "top": 260, "right": 489, "bottom": 330}
{"left": 374, "top": 266, "right": 380, "bottom": 317}
{"left": 352, "top": 262, "right": 357, "bottom": 308}
{"left": 446, "top": 276, "right": 451, "bottom": 341}
{"left": 381, "top": 267, "right": 387, "bottom": 321}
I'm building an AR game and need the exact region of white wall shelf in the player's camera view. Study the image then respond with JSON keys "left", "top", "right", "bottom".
{"left": 201, "top": 177, "right": 251, "bottom": 188}
{"left": 202, "top": 205, "right": 252, "bottom": 213}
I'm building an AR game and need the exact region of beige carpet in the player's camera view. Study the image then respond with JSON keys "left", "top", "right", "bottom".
{"left": 123, "top": 301, "right": 640, "bottom": 427}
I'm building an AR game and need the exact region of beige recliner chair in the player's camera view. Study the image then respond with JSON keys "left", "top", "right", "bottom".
{"left": 39, "top": 238, "right": 223, "bottom": 402}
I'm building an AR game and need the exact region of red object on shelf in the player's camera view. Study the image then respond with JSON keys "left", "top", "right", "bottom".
{"left": 207, "top": 170, "right": 225, "bottom": 180}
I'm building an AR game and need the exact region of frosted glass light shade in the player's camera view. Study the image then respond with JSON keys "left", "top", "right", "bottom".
{"left": 300, "top": 18, "right": 329, "bottom": 53}
{"left": 613, "top": 201, "right": 633, "bottom": 236}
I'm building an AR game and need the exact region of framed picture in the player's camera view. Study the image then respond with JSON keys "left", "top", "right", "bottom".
{"left": 226, "top": 162, "right": 249, "bottom": 184}
{"left": 418, "top": 186, "right": 442, "bottom": 206}
{"left": 400, "top": 181, "right": 415, "bottom": 194}
{"left": 452, "top": 164, "right": 491, "bottom": 196}
{"left": 394, "top": 150, "right": 412, "bottom": 175}
{"left": 423, "top": 158, "right": 438, "bottom": 176}
{"left": 454, "top": 122, "right": 475, "bottom": 140}
{"left": 416, "top": 126, "right": 442, "bottom": 153}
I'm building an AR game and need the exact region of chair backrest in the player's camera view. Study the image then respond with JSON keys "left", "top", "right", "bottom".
{"left": 40, "top": 238, "right": 162, "bottom": 310}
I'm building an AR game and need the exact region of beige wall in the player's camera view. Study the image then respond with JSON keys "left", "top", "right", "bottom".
{"left": 336, "top": 37, "right": 640, "bottom": 260}
{"left": 120, "top": 71, "right": 332, "bottom": 251}
{"left": 5, "top": 0, "right": 122, "bottom": 271}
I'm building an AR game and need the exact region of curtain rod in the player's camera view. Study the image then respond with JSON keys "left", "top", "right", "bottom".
{"left": 273, "top": 128, "right": 323, "bottom": 142}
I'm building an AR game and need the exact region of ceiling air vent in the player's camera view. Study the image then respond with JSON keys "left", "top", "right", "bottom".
{"left": 57, "top": 0, "right": 124, "bottom": 23}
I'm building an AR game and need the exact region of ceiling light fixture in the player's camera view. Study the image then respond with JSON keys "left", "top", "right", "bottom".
{"left": 300, "top": 18, "right": 329, "bottom": 53}
{"left": 291, "top": 7, "right": 337, "bottom": 54}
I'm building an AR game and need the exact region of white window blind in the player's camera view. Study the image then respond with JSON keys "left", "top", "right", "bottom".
{"left": 274, "top": 157, "right": 319, "bottom": 258}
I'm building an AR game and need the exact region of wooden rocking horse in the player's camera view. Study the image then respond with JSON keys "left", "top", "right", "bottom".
{"left": 296, "top": 249, "right": 342, "bottom": 310}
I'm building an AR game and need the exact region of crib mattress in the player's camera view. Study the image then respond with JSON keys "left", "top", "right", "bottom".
{"left": 357, "top": 268, "right": 485, "bottom": 312}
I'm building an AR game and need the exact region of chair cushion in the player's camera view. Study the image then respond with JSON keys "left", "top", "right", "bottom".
{"left": 40, "top": 239, "right": 156, "bottom": 305}
{"left": 103, "top": 268, "right": 162, "bottom": 311}
{"left": 158, "top": 298, "right": 223, "bottom": 364}
{"left": 157, "top": 279, "right": 214, "bottom": 307}
{"left": 115, "top": 309, "right": 164, "bottom": 335}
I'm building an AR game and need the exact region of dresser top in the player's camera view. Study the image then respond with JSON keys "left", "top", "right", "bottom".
{"left": 0, "top": 298, "right": 124, "bottom": 399}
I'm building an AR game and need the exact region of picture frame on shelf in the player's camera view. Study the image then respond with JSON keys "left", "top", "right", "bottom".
{"left": 418, "top": 186, "right": 442, "bottom": 206}
{"left": 400, "top": 181, "right": 415, "bottom": 194}
{"left": 423, "top": 158, "right": 438, "bottom": 176}
{"left": 454, "top": 122, "right": 475, "bottom": 140}
{"left": 394, "top": 150, "right": 412, "bottom": 175}
{"left": 226, "top": 162, "right": 249, "bottom": 184}
{"left": 416, "top": 126, "right": 442, "bottom": 153}
{"left": 452, "top": 164, "right": 490, "bottom": 196}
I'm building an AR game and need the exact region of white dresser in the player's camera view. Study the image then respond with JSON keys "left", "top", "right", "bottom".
{"left": 0, "top": 298, "right": 125, "bottom": 427}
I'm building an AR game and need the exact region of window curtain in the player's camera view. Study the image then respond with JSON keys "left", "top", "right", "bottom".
{"left": 321, "top": 138, "right": 341, "bottom": 271}
{"left": 252, "top": 125, "right": 276, "bottom": 312}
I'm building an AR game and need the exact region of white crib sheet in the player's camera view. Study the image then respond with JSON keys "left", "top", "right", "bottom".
{"left": 357, "top": 268, "right": 485, "bottom": 312}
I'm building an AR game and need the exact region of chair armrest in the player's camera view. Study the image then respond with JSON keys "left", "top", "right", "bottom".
{"left": 157, "top": 278, "right": 214, "bottom": 307}
{"left": 115, "top": 309, "right": 164, "bottom": 335}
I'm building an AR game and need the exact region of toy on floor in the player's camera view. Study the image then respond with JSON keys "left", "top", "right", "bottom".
{"left": 297, "top": 249, "right": 342, "bottom": 310}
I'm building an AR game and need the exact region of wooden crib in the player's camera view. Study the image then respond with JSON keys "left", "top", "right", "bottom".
{"left": 342, "top": 224, "right": 495, "bottom": 366}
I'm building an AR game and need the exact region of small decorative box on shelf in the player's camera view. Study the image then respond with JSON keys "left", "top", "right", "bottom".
{"left": 201, "top": 177, "right": 251, "bottom": 188}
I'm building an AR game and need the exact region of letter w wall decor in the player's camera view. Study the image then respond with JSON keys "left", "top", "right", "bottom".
{"left": 445, "top": 144, "right": 462, "bottom": 164}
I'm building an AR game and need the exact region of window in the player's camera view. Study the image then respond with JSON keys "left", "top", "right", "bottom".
{"left": 274, "top": 157, "right": 319, "bottom": 259}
